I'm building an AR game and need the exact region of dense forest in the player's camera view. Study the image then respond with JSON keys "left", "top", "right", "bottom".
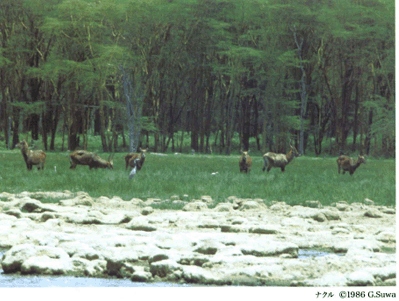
{"left": 0, "top": 0, "right": 395, "bottom": 157}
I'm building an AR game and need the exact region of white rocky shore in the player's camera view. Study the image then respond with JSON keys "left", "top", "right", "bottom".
{"left": 0, "top": 191, "right": 395, "bottom": 286}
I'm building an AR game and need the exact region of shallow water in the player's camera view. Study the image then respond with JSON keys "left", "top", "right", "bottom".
{"left": 297, "top": 249, "right": 339, "bottom": 259}
{"left": 0, "top": 274, "right": 191, "bottom": 288}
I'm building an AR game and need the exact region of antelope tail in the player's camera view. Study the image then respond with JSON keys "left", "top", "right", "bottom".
{"left": 262, "top": 156, "right": 268, "bottom": 172}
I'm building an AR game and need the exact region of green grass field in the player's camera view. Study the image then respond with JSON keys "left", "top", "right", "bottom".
{"left": 0, "top": 150, "right": 395, "bottom": 208}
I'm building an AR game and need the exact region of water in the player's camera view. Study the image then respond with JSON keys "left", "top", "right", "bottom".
{"left": 0, "top": 274, "right": 191, "bottom": 288}
{"left": 298, "top": 249, "right": 343, "bottom": 259}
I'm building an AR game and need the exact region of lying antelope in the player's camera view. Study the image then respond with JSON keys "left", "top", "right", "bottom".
{"left": 16, "top": 139, "right": 46, "bottom": 170}
{"left": 125, "top": 148, "right": 147, "bottom": 171}
{"left": 239, "top": 150, "right": 252, "bottom": 173}
{"left": 337, "top": 155, "right": 366, "bottom": 175}
{"left": 69, "top": 150, "right": 114, "bottom": 169}
{"left": 262, "top": 145, "right": 299, "bottom": 172}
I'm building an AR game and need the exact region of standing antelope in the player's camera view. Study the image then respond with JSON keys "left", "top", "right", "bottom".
{"left": 69, "top": 150, "right": 114, "bottom": 169}
{"left": 262, "top": 145, "right": 299, "bottom": 172}
{"left": 125, "top": 148, "right": 147, "bottom": 171}
{"left": 239, "top": 150, "right": 252, "bottom": 173}
{"left": 337, "top": 155, "right": 366, "bottom": 175}
{"left": 16, "top": 139, "right": 46, "bottom": 170}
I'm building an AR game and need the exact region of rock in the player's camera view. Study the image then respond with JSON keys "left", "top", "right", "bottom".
{"left": 131, "top": 271, "right": 153, "bottom": 282}
{"left": 365, "top": 265, "right": 396, "bottom": 281}
{"left": 332, "top": 227, "right": 350, "bottom": 235}
{"left": 382, "top": 278, "right": 396, "bottom": 286}
{"left": 321, "top": 210, "right": 341, "bottom": 221}
{"left": 213, "top": 203, "right": 234, "bottom": 212}
{"left": 375, "top": 232, "right": 396, "bottom": 243}
{"left": 241, "top": 241, "right": 298, "bottom": 257}
{"left": 305, "top": 271, "right": 348, "bottom": 286}
{"left": 41, "top": 212, "right": 56, "bottom": 222}
{"left": 193, "top": 241, "right": 221, "bottom": 255}
{"left": 128, "top": 198, "right": 144, "bottom": 206}
{"left": 345, "top": 248, "right": 375, "bottom": 259}
{"left": 0, "top": 190, "right": 395, "bottom": 286}
{"left": 197, "top": 219, "right": 219, "bottom": 229}
{"left": 144, "top": 198, "right": 161, "bottom": 206}
{"left": 226, "top": 196, "right": 238, "bottom": 202}
{"left": 269, "top": 202, "right": 291, "bottom": 212}
{"left": 5, "top": 209, "right": 22, "bottom": 218}
{"left": 100, "top": 213, "right": 133, "bottom": 224}
{"left": 346, "top": 271, "right": 375, "bottom": 286}
{"left": 181, "top": 265, "right": 220, "bottom": 284}
{"left": 220, "top": 225, "right": 246, "bottom": 233}
{"left": 170, "top": 195, "right": 180, "bottom": 201}
{"left": 20, "top": 200, "right": 47, "bottom": 213}
{"left": 353, "top": 225, "right": 366, "bottom": 232}
{"left": 150, "top": 259, "right": 182, "bottom": 278}
{"left": 182, "top": 202, "right": 208, "bottom": 212}
{"left": 72, "top": 249, "right": 103, "bottom": 261}
{"left": 2, "top": 244, "right": 71, "bottom": 274}
{"left": 148, "top": 254, "right": 170, "bottom": 264}
{"left": 200, "top": 196, "right": 213, "bottom": 204}
{"left": 380, "top": 208, "right": 395, "bottom": 214}
{"left": 21, "top": 255, "right": 72, "bottom": 275}
{"left": 364, "top": 209, "right": 383, "bottom": 218}
{"left": 118, "top": 262, "right": 136, "bottom": 278}
{"left": 336, "top": 203, "right": 349, "bottom": 211}
{"left": 363, "top": 198, "right": 374, "bottom": 206}
{"left": 58, "top": 199, "right": 76, "bottom": 207}
{"left": 105, "top": 248, "right": 139, "bottom": 276}
{"left": 239, "top": 200, "right": 262, "bottom": 211}
{"left": 84, "top": 259, "right": 107, "bottom": 277}
{"left": 60, "top": 196, "right": 93, "bottom": 207}
{"left": 332, "top": 242, "right": 350, "bottom": 253}
{"left": 141, "top": 206, "right": 154, "bottom": 216}
{"left": 1, "top": 244, "right": 37, "bottom": 273}
{"left": 304, "top": 200, "right": 322, "bottom": 208}
{"left": 312, "top": 212, "right": 327, "bottom": 222}
{"left": 249, "top": 225, "right": 280, "bottom": 235}
{"left": 126, "top": 220, "right": 157, "bottom": 232}
{"left": 231, "top": 217, "right": 248, "bottom": 225}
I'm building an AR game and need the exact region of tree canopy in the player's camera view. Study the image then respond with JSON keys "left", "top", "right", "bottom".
{"left": 0, "top": 0, "right": 395, "bottom": 157}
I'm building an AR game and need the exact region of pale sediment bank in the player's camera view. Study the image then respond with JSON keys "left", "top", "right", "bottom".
{"left": 0, "top": 191, "right": 395, "bottom": 286}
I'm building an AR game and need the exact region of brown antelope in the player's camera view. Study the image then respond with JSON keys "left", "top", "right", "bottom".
{"left": 125, "top": 148, "right": 147, "bottom": 171}
{"left": 69, "top": 150, "right": 114, "bottom": 169}
{"left": 16, "top": 139, "right": 46, "bottom": 170}
{"left": 239, "top": 150, "right": 252, "bottom": 173}
{"left": 337, "top": 155, "right": 366, "bottom": 175}
{"left": 262, "top": 145, "right": 299, "bottom": 172}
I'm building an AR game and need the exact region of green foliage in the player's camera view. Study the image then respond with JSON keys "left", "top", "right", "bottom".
{"left": 0, "top": 0, "right": 394, "bottom": 157}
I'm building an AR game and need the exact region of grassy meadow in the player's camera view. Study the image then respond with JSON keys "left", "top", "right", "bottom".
{"left": 0, "top": 149, "right": 395, "bottom": 208}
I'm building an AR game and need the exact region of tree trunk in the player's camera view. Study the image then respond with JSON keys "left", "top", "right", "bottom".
{"left": 292, "top": 28, "right": 307, "bottom": 155}
{"left": 364, "top": 109, "right": 373, "bottom": 155}
{"left": 12, "top": 107, "right": 20, "bottom": 148}
{"left": 352, "top": 83, "right": 359, "bottom": 152}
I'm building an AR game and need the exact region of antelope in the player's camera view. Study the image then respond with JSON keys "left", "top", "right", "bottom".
{"left": 262, "top": 145, "right": 299, "bottom": 172}
{"left": 69, "top": 150, "right": 114, "bottom": 169}
{"left": 239, "top": 150, "right": 252, "bottom": 173}
{"left": 125, "top": 148, "right": 147, "bottom": 171}
{"left": 16, "top": 139, "right": 46, "bottom": 170}
{"left": 337, "top": 155, "right": 366, "bottom": 175}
